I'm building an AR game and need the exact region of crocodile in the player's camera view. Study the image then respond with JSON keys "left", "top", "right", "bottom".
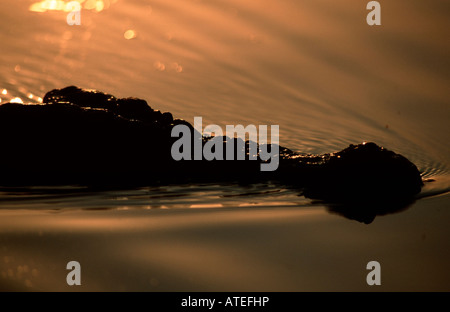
{"left": 0, "top": 86, "right": 423, "bottom": 206}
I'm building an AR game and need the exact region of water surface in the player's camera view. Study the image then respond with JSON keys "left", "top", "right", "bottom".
{"left": 0, "top": 0, "right": 449, "bottom": 291}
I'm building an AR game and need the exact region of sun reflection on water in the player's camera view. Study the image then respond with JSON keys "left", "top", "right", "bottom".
{"left": 123, "top": 29, "right": 137, "bottom": 40}
{"left": 29, "top": 0, "right": 117, "bottom": 13}
{"left": 10, "top": 97, "right": 24, "bottom": 104}
{"left": 0, "top": 88, "right": 42, "bottom": 105}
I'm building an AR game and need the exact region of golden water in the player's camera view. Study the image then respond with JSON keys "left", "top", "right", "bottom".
{"left": 0, "top": 0, "right": 449, "bottom": 291}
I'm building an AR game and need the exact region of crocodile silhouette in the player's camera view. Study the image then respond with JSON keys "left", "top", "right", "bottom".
{"left": 0, "top": 86, "right": 423, "bottom": 211}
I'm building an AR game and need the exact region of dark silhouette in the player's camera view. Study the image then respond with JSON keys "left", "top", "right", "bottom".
{"left": 325, "top": 199, "right": 415, "bottom": 224}
{"left": 0, "top": 86, "right": 423, "bottom": 221}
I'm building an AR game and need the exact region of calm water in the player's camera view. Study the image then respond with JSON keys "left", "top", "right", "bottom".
{"left": 0, "top": 0, "right": 449, "bottom": 291}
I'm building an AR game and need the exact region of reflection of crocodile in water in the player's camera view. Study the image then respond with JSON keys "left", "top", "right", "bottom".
{"left": 0, "top": 86, "right": 423, "bottom": 213}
